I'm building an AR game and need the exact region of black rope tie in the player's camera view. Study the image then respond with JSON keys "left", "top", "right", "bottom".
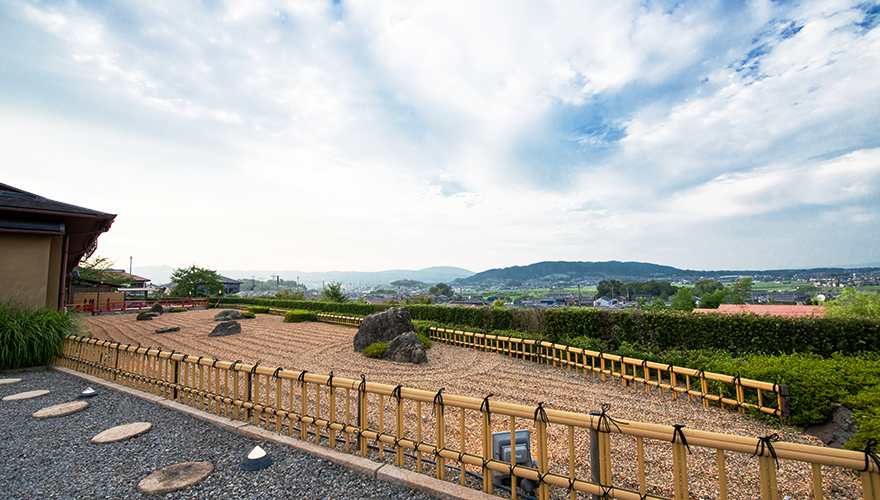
{"left": 181, "top": 354, "right": 189, "bottom": 363}
{"left": 752, "top": 433, "right": 781, "bottom": 469}
{"left": 250, "top": 361, "right": 261, "bottom": 375}
{"left": 601, "top": 485, "right": 614, "bottom": 499}
{"left": 326, "top": 371, "right": 334, "bottom": 388}
{"left": 392, "top": 385, "right": 403, "bottom": 406}
{"left": 358, "top": 374, "right": 366, "bottom": 394}
{"left": 273, "top": 367, "right": 283, "bottom": 378}
{"left": 298, "top": 370, "right": 309, "bottom": 387}
{"left": 597, "top": 403, "right": 627, "bottom": 434}
{"left": 672, "top": 424, "right": 692, "bottom": 454}
{"left": 230, "top": 360, "right": 242, "bottom": 371}
{"left": 567, "top": 477, "right": 576, "bottom": 492}
{"left": 211, "top": 358, "right": 219, "bottom": 369}
{"left": 534, "top": 402, "right": 548, "bottom": 423}
{"left": 481, "top": 394, "right": 494, "bottom": 425}
{"left": 433, "top": 388, "right": 445, "bottom": 417}
{"left": 195, "top": 356, "right": 203, "bottom": 366}
{"left": 862, "top": 438, "right": 880, "bottom": 473}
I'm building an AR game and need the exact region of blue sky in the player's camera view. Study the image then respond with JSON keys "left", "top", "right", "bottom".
{"left": 2, "top": 0, "right": 879, "bottom": 273}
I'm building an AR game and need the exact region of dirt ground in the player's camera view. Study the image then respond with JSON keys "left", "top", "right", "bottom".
{"left": 81, "top": 309, "right": 862, "bottom": 499}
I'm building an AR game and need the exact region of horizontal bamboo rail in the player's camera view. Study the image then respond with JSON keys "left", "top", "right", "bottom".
{"left": 310, "top": 313, "right": 790, "bottom": 421}
{"left": 56, "top": 335, "right": 879, "bottom": 500}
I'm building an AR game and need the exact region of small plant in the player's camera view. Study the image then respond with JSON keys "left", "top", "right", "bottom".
{"left": 417, "top": 333, "right": 433, "bottom": 349}
{"left": 283, "top": 310, "right": 317, "bottom": 323}
{"left": 1, "top": 303, "right": 82, "bottom": 370}
{"left": 248, "top": 306, "right": 270, "bottom": 314}
{"left": 363, "top": 342, "right": 387, "bottom": 359}
{"left": 241, "top": 311, "right": 256, "bottom": 318}
{"left": 137, "top": 311, "right": 149, "bottom": 317}
{"left": 170, "top": 307, "right": 187, "bottom": 313}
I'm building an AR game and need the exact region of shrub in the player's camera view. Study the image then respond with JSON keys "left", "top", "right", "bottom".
{"left": 170, "top": 307, "right": 187, "bottom": 313}
{"left": 248, "top": 306, "right": 270, "bottom": 314}
{"left": 240, "top": 311, "right": 256, "bottom": 319}
{"left": 0, "top": 303, "right": 81, "bottom": 370}
{"left": 417, "top": 333, "right": 433, "bottom": 349}
{"left": 363, "top": 342, "right": 387, "bottom": 359}
{"left": 284, "top": 310, "right": 317, "bottom": 323}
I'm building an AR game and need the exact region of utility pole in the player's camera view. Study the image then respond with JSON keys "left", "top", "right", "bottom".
{"left": 129, "top": 256, "right": 132, "bottom": 275}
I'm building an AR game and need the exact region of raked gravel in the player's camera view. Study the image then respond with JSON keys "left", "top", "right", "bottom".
{"left": 0, "top": 368, "right": 434, "bottom": 500}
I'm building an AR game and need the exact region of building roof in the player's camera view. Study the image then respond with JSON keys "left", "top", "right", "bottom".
{"left": 693, "top": 304, "right": 826, "bottom": 318}
{"left": 218, "top": 275, "right": 242, "bottom": 284}
{"left": 0, "top": 182, "right": 116, "bottom": 273}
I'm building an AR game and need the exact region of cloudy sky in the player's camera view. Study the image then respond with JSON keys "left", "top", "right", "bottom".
{"left": 2, "top": 0, "right": 879, "bottom": 274}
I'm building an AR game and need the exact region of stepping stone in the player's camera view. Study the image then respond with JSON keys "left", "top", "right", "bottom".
{"left": 0, "top": 378, "right": 22, "bottom": 385}
{"left": 137, "top": 461, "right": 213, "bottom": 495}
{"left": 3, "top": 389, "right": 49, "bottom": 401}
{"left": 92, "top": 422, "right": 152, "bottom": 443}
{"left": 33, "top": 401, "right": 89, "bottom": 419}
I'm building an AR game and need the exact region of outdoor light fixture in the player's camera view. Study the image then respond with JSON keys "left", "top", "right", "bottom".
{"left": 77, "top": 387, "right": 97, "bottom": 399}
{"left": 241, "top": 445, "right": 273, "bottom": 471}
{"left": 491, "top": 430, "right": 539, "bottom": 494}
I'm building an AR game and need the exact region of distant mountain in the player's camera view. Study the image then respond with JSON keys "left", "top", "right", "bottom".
{"left": 133, "top": 265, "right": 473, "bottom": 288}
{"left": 453, "top": 261, "right": 690, "bottom": 285}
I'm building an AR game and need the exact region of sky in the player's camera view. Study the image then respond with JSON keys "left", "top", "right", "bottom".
{"left": 2, "top": 0, "right": 879, "bottom": 274}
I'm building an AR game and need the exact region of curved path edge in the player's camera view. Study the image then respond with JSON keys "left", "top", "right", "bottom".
{"left": 49, "top": 364, "right": 494, "bottom": 500}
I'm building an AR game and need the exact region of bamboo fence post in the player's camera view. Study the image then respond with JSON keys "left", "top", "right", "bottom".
{"left": 379, "top": 394, "right": 385, "bottom": 460}
{"left": 301, "top": 378, "right": 309, "bottom": 442}
{"left": 568, "top": 425, "right": 576, "bottom": 500}
{"left": 275, "top": 375, "right": 283, "bottom": 433}
{"left": 537, "top": 417, "right": 550, "bottom": 500}
{"left": 717, "top": 450, "right": 728, "bottom": 500}
{"left": 232, "top": 364, "right": 240, "bottom": 421}
{"left": 416, "top": 401, "right": 423, "bottom": 474}
{"left": 344, "top": 387, "right": 351, "bottom": 451}
{"left": 811, "top": 463, "right": 823, "bottom": 500}
{"left": 637, "top": 436, "right": 646, "bottom": 498}
{"left": 435, "top": 398, "right": 446, "bottom": 480}
{"left": 396, "top": 394, "right": 404, "bottom": 467}
{"left": 510, "top": 416, "right": 518, "bottom": 500}
{"left": 329, "top": 381, "right": 337, "bottom": 449}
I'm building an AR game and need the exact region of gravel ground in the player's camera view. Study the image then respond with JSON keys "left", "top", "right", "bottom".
{"left": 80, "top": 309, "right": 865, "bottom": 499}
{"left": 0, "top": 368, "right": 435, "bottom": 500}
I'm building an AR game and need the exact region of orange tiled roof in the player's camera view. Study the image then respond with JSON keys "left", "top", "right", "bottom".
{"left": 693, "top": 304, "right": 825, "bottom": 318}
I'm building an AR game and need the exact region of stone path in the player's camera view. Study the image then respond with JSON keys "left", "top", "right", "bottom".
{"left": 91, "top": 422, "right": 153, "bottom": 443}
{"left": 137, "top": 461, "right": 214, "bottom": 495}
{"left": 33, "top": 401, "right": 89, "bottom": 419}
{"left": 2, "top": 389, "right": 49, "bottom": 401}
{"left": 0, "top": 378, "right": 22, "bottom": 385}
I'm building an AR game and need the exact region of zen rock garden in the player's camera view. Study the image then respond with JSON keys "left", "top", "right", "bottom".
{"left": 353, "top": 307, "right": 427, "bottom": 364}
{"left": 210, "top": 310, "right": 242, "bottom": 337}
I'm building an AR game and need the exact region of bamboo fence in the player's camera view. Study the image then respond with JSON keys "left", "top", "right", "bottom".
{"left": 56, "top": 335, "right": 879, "bottom": 500}
{"left": 316, "top": 314, "right": 790, "bottom": 422}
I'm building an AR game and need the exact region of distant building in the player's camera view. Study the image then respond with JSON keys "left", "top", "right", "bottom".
{"left": 218, "top": 275, "right": 242, "bottom": 295}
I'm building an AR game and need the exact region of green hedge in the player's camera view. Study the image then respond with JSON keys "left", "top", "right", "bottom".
{"left": 215, "top": 298, "right": 880, "bottom": 357}
{"left": 214, "top": 297, "right": 385, "bottom": 316}
{"left": 248, "top": 306, "right": 270, "bottom": 314}
{"left": 544, "top": 308, "right": 880, "bottom": 358}
{"left": 283, "top": 310, "right": 318, "bottom": 323}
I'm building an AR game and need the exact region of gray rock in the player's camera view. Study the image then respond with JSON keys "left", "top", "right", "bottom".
{"left": 805, "top": 405, "right": 857, "bottom": 448}
{"left": 150, "top": 302, "right": 164, "bottom": 314}
{"left": 162, "top": 307, "right": 175, "bottom": 314}
{"left": 382, "top": 331, "right": 427, "bottom": 364}
{"left": 137, "top": 312, "right": 159, "bottom": 321}
{"left": 353, "top": 307, "right": 414, "bottom": 351}
{"left": 213, "top": 309, "right": 242, "bottom": 321}
{"left": 155, "top": 326, "right": 180, "bottom": 334}
{"left": 208, "top": 321, "right": 241, "bottom": 337}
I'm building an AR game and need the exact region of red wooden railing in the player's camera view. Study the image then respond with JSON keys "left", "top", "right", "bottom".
{"left": 65, "top": 298, "right": 209, "bottom": 314}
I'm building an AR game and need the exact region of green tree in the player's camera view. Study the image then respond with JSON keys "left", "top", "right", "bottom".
{"left": 169, "top": 265, "right": 223, "bottom": 297}
{"left": 728, "top": 277, "right": 753, "bottom": 304}
{"left": 670, "top": 287, "right": 697, "bottom": 311}
{"left": 825, "top": 288, "right": 880, "bottom": 319}
{"left": 700, "top": 289, "right": 727, "bottom": 309}
{"left": 321, "top": 281, "right": 348, "bottom": 303}
{"left": 693, "top": 279, "right": 723, "bottom": 297}
{"left": 594, "top": 279, "right": 624, "bottom": 300}
{"left": 75, "top": 256, "right": 133, "bottom": 286}
{"left": 428, "top": 282, "right": 454, "bottom": 297}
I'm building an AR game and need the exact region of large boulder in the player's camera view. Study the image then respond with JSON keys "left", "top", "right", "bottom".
{"left": 214, "top": 309, "right": 241, "bottom": 321}
{"left": 383, "top": 331, "right": 427, "bottom": 364}
{"left": 805, "top": 405, "right": 857, "bottom": 448}
{"left": 137, "top": 312, "right": 159, "bottom": 321}
{"left": 208, "top": 321, "right": 241, "bottom": 337}
{"left": 353, "top": 307, "right": 414, "bottom": 351}
{"left": 150, "top": 302, "right": 164, "bottom": 314}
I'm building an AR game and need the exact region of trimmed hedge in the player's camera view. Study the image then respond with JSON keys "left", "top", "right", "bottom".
{"left": 545, "top": 308, "right": 880, "bottom": 358}
{"left": 241, "top": 311, "right": 256, "bottom": 318}
{"left": 169, "top": 307, "right": 187, "bottom": 313}
{"left": 214, "top": 298, "right": 880, "bottom": 357}
{"left": 283, "top": 310, "right": 318, "bottom": 323}
{"left": 248, "top": 306, "right": 270, "bottom": 314}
